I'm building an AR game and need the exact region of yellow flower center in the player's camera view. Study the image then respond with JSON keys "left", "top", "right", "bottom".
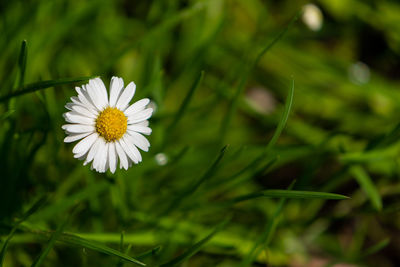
{"left": 95, "top": 107, "right": 127, "bottom": 142}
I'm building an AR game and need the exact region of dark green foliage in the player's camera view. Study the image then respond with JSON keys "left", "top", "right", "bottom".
{"left": 0, "top": 0, "right": 398, "bottom": 266}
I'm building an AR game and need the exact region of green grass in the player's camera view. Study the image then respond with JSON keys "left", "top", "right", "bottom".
{"left": 1, "top": 0, "right": 400, "bottom": 266}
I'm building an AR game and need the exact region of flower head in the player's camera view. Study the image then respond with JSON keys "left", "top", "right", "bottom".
{"left": 62, "top": 77, "right": 153, "bottom": 173}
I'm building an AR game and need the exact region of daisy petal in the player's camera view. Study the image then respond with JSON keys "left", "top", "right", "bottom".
{"left": 101, "top": 142, "right": 110, "bottom": 173}
{"left": 98, "top": 143, "right": 108, "bottom": 172}
{"left": 72, "top": 132, "right": 98, "bottom": 155}
{"left": 76, "top": 87, "right": 98, "bottom": 112}
{"left": 116, "top": 141, "right": 129, "bottom": 170}
{"left": 64, "top": 132, "right": 91, "bottom": 143}
{"left": 109, "top": 77, "right": 124, "bottom": 107}
{"left": 64, "top": 112, "right": 95, "bottom": 125}
{"left": 130, "top": 145, "right": 142, "bottom": 162}
{"left": 116, "top": 81, "right": 136, "bottom": 111}
{"left": 65, "top": 103, "right": 76, "bottom": 111}
{"left": 124, "top": 136, "right": 142, "bottom": 162}
{"left": 70, "top": 96, "right": 81, "bottom": 105}
{"left": 127, "top": 131, "right": 150, "bottom": 151}
{"left": 92, "top": 138, "right": 107, "bottom": 172}
{"left": 70, "top": 105, "right": 97, "bottom": 119}
{"left": 75, "top": 154, "right": 87, "bottom": 161}
{"left": 124, "top": 98, "right": 150, "bottom": 117}
{"left": 85, "top": 82, "right": 104, "bottom": 111}
{"left": 104, "top": 143, "right": 110, "bottom": 173}
{"left": 128, "top": 108, "right": 153, "bottom": 124}
{"left": 108, "top": 142, "right": 117, "bottom": 173}
{"left": 62, "top": 124, "right": 95, "bottom": 134}
{"left": 120, "top": 136, "right": 139, "bottom": 163}
{"left": 84, "top": 137, "right": 102, "bottom": 165}
{"left": 127, "top": 124, "right": 152, "bottom": 135}
{"left": 137, "top": 120, "right": 149, "bottom": 127}
{"left": 91, "top": 78, "right": 108, "bottom": 108}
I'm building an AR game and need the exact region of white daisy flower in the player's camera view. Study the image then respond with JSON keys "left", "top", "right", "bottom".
{"left": 62, "top": 77, "right": 153, "bottom": 173}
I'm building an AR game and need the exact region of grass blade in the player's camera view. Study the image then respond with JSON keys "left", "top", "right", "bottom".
{"left": 31, "top": 214, "right": 70, "bottom": 267}
{"left": 160, "top": 218, "right": 230, "bottom": 267}
{"left": 119, "top": 231, "right": 124, "bottom": 253}
{"left": 0, "top": 196, "right": 47, "bottom": 267}
{"left": 350, "top": 165, "right": 382, "bottom": 211}
{"left": 136, "top": 246, "right": 161, "bottom": 260}
{"left": 360, "top": 238, "right": 390, "bottom": 258}
{"left": 103, "top": 2, "right": 206, "bottom": 72}
{"left": 265, "top": 79, "right": 294, "bottom": 152}
{"left": 161, "top": 145, "right": 228, "bottom": 214}
{"left": 0, "top": 76, "right": 97, "bottom": 102}
{"left": 17, "top": 40, "right": 28, "bottom": 88}
{"left": 30, "top": 180, "right": 109, "bottom": 221}
{"left": 228, "top": 189, "right": 348, "bottom": 204}
{"left": 240, "top": 182, "right": 295, "bottom": 266}
{"left": 15, "top": 225, "right": 145, "bottom": 266}
{"left": 162, "top": 71, "right": 204, "bottom": 149}
{"left": 58, "top": 233, "right": 145, "bottom": 266}
{"left": 218, "top": 78, "right": 293, "bottom": 196}
{"left": 253, "top": 12, "right": 301, "bottom": 67}
{"left": 209, "top": 154, "right": 277, "bottom": 190}
{"left": 168, "top": 71, "right": 204, "bottom": 131}
{"left": 116, "top": 231, "right": 125, "bottom": 267}
{"left": 219, "top": 12, "right": 299, "bottom": 141}
{"left": 366, "top": 123, "right": 400, "bottom": 150}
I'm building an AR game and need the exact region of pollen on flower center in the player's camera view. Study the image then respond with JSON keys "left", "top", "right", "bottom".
{"left": 95, "top": 107, "right": 127, "bottom": 142}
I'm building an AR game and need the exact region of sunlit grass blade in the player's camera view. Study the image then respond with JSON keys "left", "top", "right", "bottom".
{"left": 0, "top": 76, "right": 97, "bottom": 102}
{"left": 219, "top": 12, "right": 299, "bottom": 141}
{"left": 160, "top": 218, "right": 230, "bottom": 267}
{"left": 161, "top": 145, "right": 227, "bottom": 214}
{"left": 265, "top": 79, "right": 294, "bottom": 152}
{"left": 340, "top": 147, "right": 397, "bottom": 163}
{"left": 58, "top": 233, "right": 145, "bottom": 266}
{"left": 17, "top": 40, "right": 27, "bottom": 88}
{"left": 350, "top": 165, "right": 382, "bottom": 211}
{"left": 228, "top": 189, "right": 348, "bottom": 205}
{"left": 0, "top": 196, "right": 47, "bottom": 267}
{"left": 13, "top": 224, "right": 145, "bottom": 266}
{"left": 31, "top": 214, "right": 70, "bottom": 267}
{"left": 240, "top": 181, "right": 295, "bottom": 266}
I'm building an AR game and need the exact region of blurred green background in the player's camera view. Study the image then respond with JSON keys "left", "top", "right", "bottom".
{"left": 1, "top": 0, "right": 400, "bottom": 266}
